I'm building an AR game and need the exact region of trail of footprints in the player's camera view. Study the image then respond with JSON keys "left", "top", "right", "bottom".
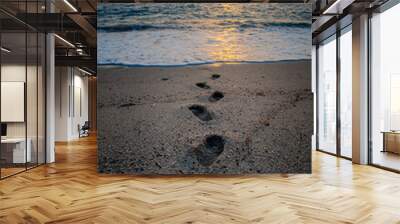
{"left": 190, "top": 74, "right": 226, "bottom": 166}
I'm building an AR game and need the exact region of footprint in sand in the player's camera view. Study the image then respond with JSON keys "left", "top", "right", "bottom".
{"left": 194, "top": 135, "right": 225, "bottom": 166}
{"left": 211, "top": 74, "right": 221, "bottom": 80}
{"left": 195, "top": 82, "right": 210, "bottom": 89}
{"left": 188, "top": 104, "right": 213, "bottom": 121}
{"left": 208, "top": 91, "right": 224, "bottom": 102}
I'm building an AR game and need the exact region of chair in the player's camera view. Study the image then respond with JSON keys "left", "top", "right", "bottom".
{"left": 79, "top": 121, "right": 90, "bottom": 138}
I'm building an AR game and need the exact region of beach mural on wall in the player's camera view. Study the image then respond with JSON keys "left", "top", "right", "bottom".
{"left": 97, "top": 3, "right": 313, "bottom": 174}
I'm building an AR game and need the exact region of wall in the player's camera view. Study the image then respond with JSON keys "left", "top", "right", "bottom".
{"left": 1, "top": 63, "right": 46, "bottom": 165}
{"left": 1, "top": 64, "right": 41, "bottom": 138}
{"left": 55, "top": 67, "right": 89, "bottom": 141}
{"left": 97, "top": 3, "right": 312, "bottom": 174}
{"left": 55, "top": 67, "right": 69, "bottom": 141}
{"left": 88, "top": 77, "right": 97, "bottom": 131}
{"left": 1, "top": 65, "right": 26, "bottom": 139}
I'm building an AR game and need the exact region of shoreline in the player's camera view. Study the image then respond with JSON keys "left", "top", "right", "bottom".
{"left": 97, "top": 58, "right": 311, "bottom": 68}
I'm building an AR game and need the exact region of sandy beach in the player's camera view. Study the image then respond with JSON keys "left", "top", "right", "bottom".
{"left": 98, "top": 60, "right": 312, "bottom": 174}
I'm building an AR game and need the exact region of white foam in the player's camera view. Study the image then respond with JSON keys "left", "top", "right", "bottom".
{"left": 98, "top": 28, "right": 310, "bottom": 66}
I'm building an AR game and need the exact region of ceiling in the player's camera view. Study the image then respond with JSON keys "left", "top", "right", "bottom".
{"left": 311, "top": 0, "right": 391, "bottom": 43}
{"left": 0, "top": 0, "right": 97, "bottom": 73}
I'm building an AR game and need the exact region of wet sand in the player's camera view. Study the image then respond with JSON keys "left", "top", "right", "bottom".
{"left": 98, "top": 60, "right": 312, "bottom": 174}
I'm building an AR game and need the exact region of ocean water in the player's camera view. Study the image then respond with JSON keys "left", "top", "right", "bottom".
{"left": 98, "top": 3, "right": 311, "bottom": 66}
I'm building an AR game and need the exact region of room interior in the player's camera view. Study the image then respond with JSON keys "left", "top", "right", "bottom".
{"left": 312, "top": 0, "right": 400, "bottom": 171}
{"left": 0, "top": 0, "right": 96, "bottom": 179}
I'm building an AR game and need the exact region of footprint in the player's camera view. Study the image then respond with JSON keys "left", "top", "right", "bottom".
{"left": 211, "top": 74, "right": 221, "bottom": 80}
{"left": 188, "top": 105, "right": 213, "bottom": 121}
{"left": 119, "top": 103, "right": 136, "bottom": 108}
{"left": 208, "top": 91, "right": 224, "bottom": 102}
{"left": 194, "top": 135, "right": 225, "bottom": 166}
{"left": 195, "top": 82, "right": 210, "bottom": 89}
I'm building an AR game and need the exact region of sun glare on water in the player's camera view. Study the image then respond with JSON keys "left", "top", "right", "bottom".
{"left": 208, "top": 29, "right": 245, "bottom": 62}
{"left": 206, "top": 5, "right": 248, "bottom": 62}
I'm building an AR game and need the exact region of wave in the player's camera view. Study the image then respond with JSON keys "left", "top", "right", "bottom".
{"left": 98, "top": 21, "right": 310, "bottom": 33}
{"left": 98, "top": 24, "right": 188, "bottom": 32}
{"left": 98, "top": 59, "right": 311, "bottom": 68}
{"left": 267, "top": 21, "right": 311, "bottom": 28}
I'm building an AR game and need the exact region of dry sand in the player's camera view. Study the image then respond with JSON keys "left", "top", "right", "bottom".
{"left": 98, "top": 60, "right": 312, "bottom": 174}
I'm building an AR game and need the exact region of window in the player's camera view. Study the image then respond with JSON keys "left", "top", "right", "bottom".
{"left": 317, "top": 35, "right": 337, "bottom": 154}
{"left": 0, "top": 2, "right": 46, "bottom": 179}
{"left": 339, "top": 27, "right": 352, "bottom": 158}
{"left": 370, "top": 2, "right": 400, "bottom": 171}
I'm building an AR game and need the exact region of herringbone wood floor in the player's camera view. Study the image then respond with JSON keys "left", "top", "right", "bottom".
{"left": 1, "top": 135, "right": 400, "bottom": 224}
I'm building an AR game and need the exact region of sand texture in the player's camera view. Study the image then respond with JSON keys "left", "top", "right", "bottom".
{"left": 98, "top": 60, "right": 312, "bottom": 174}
